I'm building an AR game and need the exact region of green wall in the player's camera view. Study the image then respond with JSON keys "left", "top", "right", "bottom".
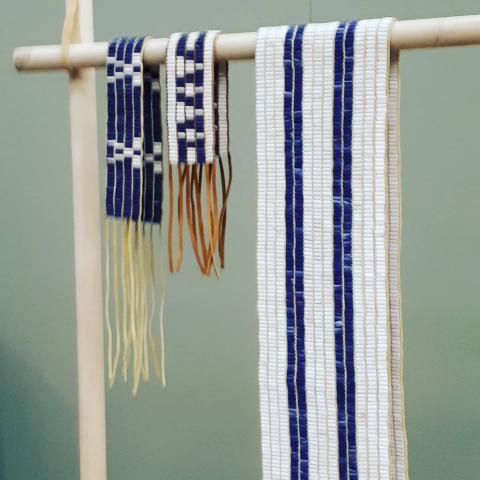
{"left": 1, "top": 1, "right": 479, "bottom": 478}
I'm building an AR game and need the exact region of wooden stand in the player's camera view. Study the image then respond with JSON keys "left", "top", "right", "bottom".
{"left": 67, "top": 0, "right": 107, "bottom": 478}
{"left": 11, "top": 10, "right": 480, "bottom": 480}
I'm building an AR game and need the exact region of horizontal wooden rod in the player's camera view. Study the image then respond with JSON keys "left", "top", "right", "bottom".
{"left": 13, "top": 14, "right": 480, "bottom": 72}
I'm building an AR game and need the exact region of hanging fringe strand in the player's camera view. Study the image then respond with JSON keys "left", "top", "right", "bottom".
{"left": 166, "top": 30, "right": 232, "bottom": 276}
{"left": 105, "top": 36, "right": 165, "bottom": 393}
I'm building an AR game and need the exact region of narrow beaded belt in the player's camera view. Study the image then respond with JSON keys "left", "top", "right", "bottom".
{"left": 256, "top": 19, "right": 408, "bottom": 480}
{"left": 105, "top": 36, "right": 165, "bottom": 394}
{"left": 166, "top": 30, "right": 232, "bottom": 276}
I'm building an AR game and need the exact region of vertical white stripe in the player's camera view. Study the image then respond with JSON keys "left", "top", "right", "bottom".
{"left": 204, "top": 30, "right": 221, "bottom": 164}
{"left": 320, "top": 22, "right": 340, "bottom": 480}
{"left": 273, "top": 26, "right": 291, "bottom": 480}
{"left": 132, "top": 37, "right": 145, "bottom": 174}
{"left": 302, "top": 23, "right": 318, "bottom": 479}
{"left": 186, "top": 32, "right": 199, "bottom": 165}
{"left": 354, "top": 18, "right": 408, "bottom": 480}
{"left": 387, "top": 46, "right": 409, "bottom": 480}
{"left": 256, "top": 27, "right": 271, "bottom": 480}
{"left": 166, "top": 32, "right": 181, "bottom": 165}
{"left": 362, "top": 19, "right": 381, "bottom": 480}
{"left": 303, "top": 22, "right": 339, "bottom": 480}
{"left": 375, "top": 18, "right": 393, "bottom": 480}
{"left": 217, "top": 62, "right": 229, "bottom": 158}
{"left": 257, "top": 26, "right": 290, "bottom": 480}
{"left": 265, "top": 26, "right": 280, "bottom": 480}
{"left": 352, "top": 19, "right": 369, "bottom": 480}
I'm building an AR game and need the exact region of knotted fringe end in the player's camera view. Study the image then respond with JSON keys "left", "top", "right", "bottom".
{"left": 105, "top": 36, "right": 166, "bottom": 394}
{"left": 256, "top": 19, "right": 408, "bottom": 480}
{"left": 166, "top": 31, "right": 232, "bottom": 276}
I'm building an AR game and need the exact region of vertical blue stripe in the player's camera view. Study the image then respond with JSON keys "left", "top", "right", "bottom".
{"left": 333, "top": 21, "right": 358, "bottom": 480}
{"left": 176, "top": 34, "right": 188, "bottom": 164}
{"left": 132, "top": 37, "right": 146, "bottom": 221}
{"left": 123, "top": 37, "right": 136, "bottom": 219}
{"left": 142, "top": 70, "right": 153, "bottom": 222}
{"left": 333, "top": 21, "right": 348, "bottom": 479}
{"left": 344, "top": 21, "right": 358, "bottom": 480}
{"left": 195, "top": 32, "right": 206, "bottom": 164}
{"left": 114, "top": 38, "right": 126, "bottom": 218}
{"left": 151, "top": 74, "right": 163, "bottom": 224}
{"left": 284, "top": 25, "right": 299, "bottom": 480}
{"left": 105, "top": 38, "right": 118, "bottom": 217}
{"left": 293, "top": 24, "right": 308, "bottom": 480}
{"left": 284, "top": 24, "right": 308, "bottom": 480}
{"left": 214, "top": 64, "right": 219, "bottom": 158}
{"left": 142, "top": 68, "right": 163, "bottom": 224}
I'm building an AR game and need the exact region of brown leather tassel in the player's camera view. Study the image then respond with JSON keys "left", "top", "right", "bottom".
{"left": 193, "top": 165, "right": 208, "bottom": 269}
{"left": 185, "top": 164, "right": 205, "bottom": 273}
{"left": 205, "top": 163, "right": 219, "bottom": 278}
{"left": 167, "top": 163, "right": 174, "bottom": 273}
{"left": 212, "top": 160, "right": 219, "bottom": 252}
{"left": 217, "top": 155, "right": 227, "bottom": 267}
{"left": 176, "top": 163, "right": 185, "bottom": 272}
{"left": 188, "top": 166, "right": 202, "bottom": 272}
{"left": 218, "top": 152, "right": 233, "bottom": 269}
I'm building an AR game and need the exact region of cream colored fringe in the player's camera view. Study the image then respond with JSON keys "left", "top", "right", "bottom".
{"left": 105, "top": 216, "right": 166, "bottom": 394}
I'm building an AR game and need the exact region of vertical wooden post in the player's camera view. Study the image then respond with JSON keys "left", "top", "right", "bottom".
{"left": 67, "top": 0, "right": 108, "bottom": 478}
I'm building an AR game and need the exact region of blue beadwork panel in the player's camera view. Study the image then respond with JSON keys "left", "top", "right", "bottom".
{"left": 105, "top": 36, "right": 163, "bottom": 224}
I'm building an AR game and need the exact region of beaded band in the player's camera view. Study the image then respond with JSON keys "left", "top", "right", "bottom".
{"left": 123, "top": 36, "right": 136, "bottom": 219}
{"left": 256, "top": 25, "right": 291, "bottom": 480}
{"left": 185, "top": 32, "right": 200, "bottom": 165}
{"left": 175, "top": 33, "right": 188, "bottom": 165}
{"left": 302, "top": 22, "right": 339, "bottom": 479}
{"left": 142, "top": 67, "right": 163, "bottom": 224}
{"left": 166, "top": 30, "right": 231, "bottom": 275}
{"left": 104, "top": 36, "right": 165, "bottom": 393}
{"left": 131, "top": 36, "right": 147, "bottom": 221}
{"left": 113, "top": 37, "right": 127, "bottom": 218}
{"left": 194, "top": 32, "right": 207, "bottom": 164}
{"left": 106, "top": 38, "right": 118, "bottom": 217}
{"left": 166, "top": 31, "right": 229, "bottom": 169}
{"left": 106, "top": 36, "right": 159, "bottom": 222}
{"left": 142, "top": 67, "right": 154, "bottom": 221}
{"left": 256, "top": 19, "right": 407, "bottom": 480}
{"left": 203, "top": 30, "right": 220, "bottom": 164}
{"left": 166, "top": 32, "right": 182, "bottom": 166}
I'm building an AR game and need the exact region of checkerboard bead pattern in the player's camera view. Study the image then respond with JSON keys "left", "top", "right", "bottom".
{"left": 256, "top": 19, "right": 408, "bottom": 480}
{"left": 166, "top": 29, "right": 224, "bottom": 165}
{"left": 166, "top": 30, "right": 231, "bottom": 274}
{"left": 195, "top": 32, "right": 207, "bottom": 164}
{"left": 142, "top": 66, "right": 163, "bottom": 224}
{"left": 104, "top": 36, "right": 165, "bottom": 393}
{"left": 105, "top": 36, "right": 162, "bottom": 224}
{"left": 185, "top": 32, "right": 200, "bottom": 165}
